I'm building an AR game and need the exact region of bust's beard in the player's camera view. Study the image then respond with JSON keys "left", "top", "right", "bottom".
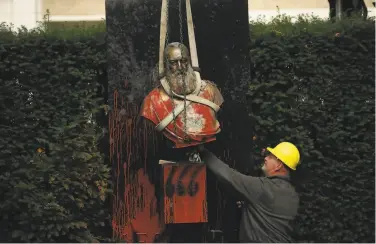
{"left": 165, "top": 65, "right": 197, "bottom": 95}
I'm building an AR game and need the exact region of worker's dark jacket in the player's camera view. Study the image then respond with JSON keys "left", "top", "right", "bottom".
{"left": 201, "top": 150, "right": 299, "bottom": 243}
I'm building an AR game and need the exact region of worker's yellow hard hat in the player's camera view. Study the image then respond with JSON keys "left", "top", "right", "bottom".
{"left": 266, "top": 142, "right": 300, "bottom": 170}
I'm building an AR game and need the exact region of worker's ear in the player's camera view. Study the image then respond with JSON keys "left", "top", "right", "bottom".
{"left": 275, "top": 161, "right": 283, "bottom": 171}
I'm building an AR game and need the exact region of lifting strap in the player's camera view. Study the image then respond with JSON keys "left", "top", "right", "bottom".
{"left": 156, "top": 0, "right": 218, "bottom": 133}
{"left": 159, "top": 0, "right": 168, "bottom": 76}
{"left": 185, "top": 0, "right": 203, "bottom": 93}
{"left": 155, "top": 96, "right": 220, "bottom": 133}
{"left": 156, "top": 78, "right": 220, "bottom": 132}
{"left": 155, "top": 100, "right": 192, "bottom": 132}
{"left": 175, "top": 93, "right": 220, "bottom": 112}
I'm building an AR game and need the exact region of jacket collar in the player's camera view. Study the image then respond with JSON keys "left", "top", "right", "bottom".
{"left": 267, "top": 174, "right": 291, "bottom": 182}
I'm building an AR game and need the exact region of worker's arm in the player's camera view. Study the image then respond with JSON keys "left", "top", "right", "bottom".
{"left": 200, "top": 148, "right": 264, "bottom": 201}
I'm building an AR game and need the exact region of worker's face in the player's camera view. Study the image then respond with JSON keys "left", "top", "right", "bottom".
{"left": 262, "top": 152, "right": 283, "bottom": 176}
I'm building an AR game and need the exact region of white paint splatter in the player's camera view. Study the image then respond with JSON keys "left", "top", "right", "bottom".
{"left": 182, "top": 105, "right": 206, "bottom": 133}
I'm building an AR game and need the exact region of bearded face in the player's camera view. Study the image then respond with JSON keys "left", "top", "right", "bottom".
{"left": 164, "top": 43, "right": 197, "bottom": 95}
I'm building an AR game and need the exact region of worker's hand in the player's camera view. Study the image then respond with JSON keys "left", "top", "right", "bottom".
{"left": 236, "top": 201, "right": 244, "bottom": 208}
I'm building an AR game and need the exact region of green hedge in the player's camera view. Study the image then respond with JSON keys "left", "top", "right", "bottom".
{"left": 248, "top": 16, "right": 375, "bottom": 242}
{"left": 0, "top": 16, "right": 374, "bottom": 242}
{"left": 0, "top": 23, "right": 110, "bottom": 242}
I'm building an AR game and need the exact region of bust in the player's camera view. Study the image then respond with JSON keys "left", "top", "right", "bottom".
{"left": 140, "top": 42, "right": 224, "bottom": 149}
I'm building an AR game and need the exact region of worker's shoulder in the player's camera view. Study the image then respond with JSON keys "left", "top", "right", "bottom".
{"left": 254, "top": 176, "right": 295, "bottom": 194}
{"left": 253, "top": 177, "right": 298, "bottom": 208}
{"left": 267, "top": 176, "right": 295, "bottom": 188}
{"left": 267, "top": 177, "right": 299, "bottom": 199}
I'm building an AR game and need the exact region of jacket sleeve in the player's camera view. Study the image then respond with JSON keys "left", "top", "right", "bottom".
{"left": 201, "top": 149, "right": 264, "bottom": 202}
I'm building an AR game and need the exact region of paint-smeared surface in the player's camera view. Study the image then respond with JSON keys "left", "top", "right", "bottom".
{"left": 140, "top": 80, "right": 223, "bottom": 148}
{"left": 111, "top": 169, "right": 163, "bottom": 242}
{"left": 106, "top": 0, "right": 252, "bottom": 241}
{"left": 109, "top": 90, "right": 164, "bottom": 242}
{"left": 162, "top": 163, "right": 207, "bottom": 224}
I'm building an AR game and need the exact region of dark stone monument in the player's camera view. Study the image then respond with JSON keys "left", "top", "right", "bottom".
{"left": 106, "top": 0, "right": 252, "bottom": 242}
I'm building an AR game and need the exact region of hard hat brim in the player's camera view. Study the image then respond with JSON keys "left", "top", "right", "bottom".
{"left": 266, "top": 147, "right": 296, "bottom": 170}
{"left": 266, "top": 147, "right": 275, "bottom": 155}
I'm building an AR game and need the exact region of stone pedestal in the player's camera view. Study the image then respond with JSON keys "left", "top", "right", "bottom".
{"left": 160, "top": 160, "right": 207, "bottom": 224}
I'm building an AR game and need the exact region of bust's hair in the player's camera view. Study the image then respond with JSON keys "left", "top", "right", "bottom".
{"left": 163, "top": 42, "right": 190, "bottom": 62}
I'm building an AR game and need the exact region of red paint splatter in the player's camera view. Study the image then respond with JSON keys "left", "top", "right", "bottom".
{"left": 109, "top": 89, "right": 164, "bottom": 242}
{"left": 162, "top": 164, "right": 208, "bottom": 224}
{"left": 112, "top": 168, "right": 164, "bottom": 242}
{"left": 108, "top": 87, "right": 238, "bottom": 241}
{"left": 139, "top": 81, "right": 222, "bottom": 148}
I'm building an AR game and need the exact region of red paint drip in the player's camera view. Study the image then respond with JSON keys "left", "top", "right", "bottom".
{"left": 112, "top": 169, "right": 164, "bottom": 242}
{"left": 109, "top": 90, "right": 164, "bottom": 242}
{"left": 109, "top": 88, "right": 237, "bottom": 240}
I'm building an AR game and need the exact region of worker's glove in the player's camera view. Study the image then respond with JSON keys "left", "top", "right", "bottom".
{"left": 236, "top": 201, "right": 244, "bottom": 208}
{"left": 188, "top": 151, "right": 202, "bottom": 163}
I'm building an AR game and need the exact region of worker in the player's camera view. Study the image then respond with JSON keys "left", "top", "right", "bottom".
{"left": 198, "top": 142, "right": 301, "bottom": 243}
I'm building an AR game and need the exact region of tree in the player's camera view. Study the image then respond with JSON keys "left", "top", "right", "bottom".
{"left": 329, "top": 0, "right": 368, "bottom": 19}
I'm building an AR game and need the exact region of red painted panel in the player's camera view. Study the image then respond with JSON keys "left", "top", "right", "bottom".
{"left": 161, "top": 162, "right": 208, "bottom": 224}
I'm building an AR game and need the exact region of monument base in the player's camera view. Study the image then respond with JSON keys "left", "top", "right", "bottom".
{"left": 160, "top": 159, "right": 208, "bottom": 224}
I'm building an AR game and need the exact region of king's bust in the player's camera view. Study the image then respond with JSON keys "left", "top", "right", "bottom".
{"left": 139, "top": 42, "right": 224, "bottom": 148}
